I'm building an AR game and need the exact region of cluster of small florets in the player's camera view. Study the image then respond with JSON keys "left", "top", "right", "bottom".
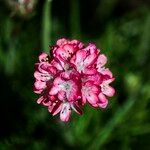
{"left": 34, "top": 38, "right": 115, "bottom": 122}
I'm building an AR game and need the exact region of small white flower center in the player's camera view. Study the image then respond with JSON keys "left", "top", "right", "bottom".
{"left": 60, "top": 81, "right": 72, "bottom": 91}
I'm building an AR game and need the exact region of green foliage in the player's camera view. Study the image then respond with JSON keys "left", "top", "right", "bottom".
{"left": 0, "top": 0, "right": 150, "bottom": 149}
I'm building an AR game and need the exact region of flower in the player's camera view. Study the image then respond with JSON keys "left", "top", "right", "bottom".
{"left": 33, "top": 38, "right": 115, "bottom": 122}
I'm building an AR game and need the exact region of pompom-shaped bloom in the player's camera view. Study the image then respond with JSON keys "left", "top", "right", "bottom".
{"left": 33, "top": 38, "right": 115, "bottom": 122}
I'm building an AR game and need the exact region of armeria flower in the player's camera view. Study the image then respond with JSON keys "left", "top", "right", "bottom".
{"left": 33, "top": 38, "right": 115, "bottom": 122}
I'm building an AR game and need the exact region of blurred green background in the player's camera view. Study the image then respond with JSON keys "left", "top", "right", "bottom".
{"left": 0, "top": 0, "right": 150, "bottom": 149}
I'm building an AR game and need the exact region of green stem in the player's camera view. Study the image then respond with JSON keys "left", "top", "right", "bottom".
{"left": 42, "top": 0, "right": 52, "bottom": 53}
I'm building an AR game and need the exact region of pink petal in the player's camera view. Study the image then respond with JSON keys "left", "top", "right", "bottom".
{"left": 58, "top": 91, "right": 66, "bottom": 100}
{"left": 91, "top": 85, "right": 100, "bottom": 94}
{"left": 70, "top": 40, "right": 84, "bottom": 49}
{"left": 39, "top": 53, "right": 49, "bottom": 62}
{"left": 66, "top": 81, "right": 78, "bottom": 101}
{"left": 97, "top": 54, "right": 107, "bottom": 67}
{"left": 84, "top": 53, "right": 97, "bottom": 67}
{"left": 63, "top": 44, "right": 74, "bottom": 54}
{"left": 34, "top": 71, "right": 52, "bottom": 82}
{"left": 53, "top": 77, "right": 63, "bottom": 86}
{"left": 37, "top": 96, "right": 44, "bottom": 104}
{"left": 98, "top": 93, "right": 108, "bottom": 108}
{"left": 56, "top": 38, "right": 68, "bottom": 46}
{"left": 74, "top": 50, "right": 87, "bottom": 65}
{"left": 85, "top": 73, "right": 102, "bottom": 85}
{"left": 34, "top": 71, "right": 42, "bottom": 80}
{"left": 86, "top": 93, "right": 99, "bottom": 106}
{"left": 34, "top": 81, "right": 46, "bottom": 90}
{"left": 33, "top": 89, "right": 43, "bottom": 94}
{"left": 84, "top": 82, "right": 100, "bottom": 94}
{"left": 49, "top": 86, "right": 59, "bottom": 95}
{"left": 101, "top": 85, "right": 115, "bottom": 97}
{"left": 60, "top": 103, "right": 71, "bottom": 122}
{"left": 54, "top": 47, "right": 68, "bottom": 61}
{"left": 104, "top": 78, "right": 115, "bottom": 84}
{"left": 85, "top": 43, "right": 98, "bottom": 54}
{"left": 60, "top": 71, "right": 71, "bottom": 79}
{"left": 38, "top": 63, "right": 52, "bottom": 73}
{"left": 47, "top": 66, "right": 57, "bottom": 75}
{"left": 84, "top": 68, "right": 97, "bottom": 75}
{"left": 98, "top": 68, "right": 113, "bottom": 78}
{"left": 51, "top": 59, "right": 63, "bottom": 71}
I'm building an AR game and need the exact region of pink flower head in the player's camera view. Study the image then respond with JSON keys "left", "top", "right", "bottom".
{"left": 33, "top": 38, "right": 115, "bottom": 122}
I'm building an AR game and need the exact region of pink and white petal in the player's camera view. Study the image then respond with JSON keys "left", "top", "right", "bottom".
{"left": 34, "top": 81, "right": 46, "bottom": 90}
{"left": 104, "top": 78, "right": 115, "bottom": 84}
{"left": 58, "top": 91, "right": 66, "bottom": 101}
{"left": 84, "top": 68, "right": 97, "bottom": 75}
{"left": 46, "top": 66, "right": 57, "bottom": 75}
{"left": 85, "top": 73, "right": 102, "bottom": 85}
{"left": 78, "top": 42, "right": 84, "bottom": 49}
{"left": 67, "top": 91, "right": 78, "bottom": 102}
{"left": 70, "top": 39, "right": 79, "bottom": 45}
{"left": 34, "top": 89, "right": 43, "bottom": 94}
{"left": 70, "top": 55, "right": 76, "bottom": 64}
{"left": 70, "top": 40, "right": 84, "bottom": 49}
{"left": 34, "top": 71, "right": 52, "bottom": 82}
{"left": 34, "top": 71, "right": 42, "bottom": 80}
{"left": 84, "top": 80, "right": 93, "bottom": 86}
{"left": 60, "top": 71, "right": 70, "bottom": 79}
{"left": 51, "top": 59, "right": 63, "bottom": 71}
{"left": 92, "top": 103, "right": 99, "bottom": 107}
{"left": 63, "top": 44, "right": 74, "bottom": 54}
{"left": 75, "top": 50, "right": 87, "bottom": 64}
{"left": 53, "top": 77, "right": 63, "bottom": 85}
{"left": 60, "top": 103, "right": 71, "bottom": 122}
{"left": 98, "top": 68, "right": 113, "bottom": 78}
{"left": 84, "top": 53, "right": 97, "bottom": 67}
{"left": 39, "top": 53, "right": 48, "bottom": 62}
{"left": 84, "top": 82, "right": 99, "bottom": 93}
{"left": 67, "top": 81, "right": 78, "bottom": 101}
{"left": 37, "top": 96, "right": 44, "bottom": 104}
{"left": 87, "top": 93, "right": 99, "bottom": 106}
{"left": 85, "top": 44, "right": 97, "bottom": 54}
{"left": 98, "top": 93, "right": 108, "bottom": 108}
{"left": 56, "top": 38, "right": 68, "bottom": 46}
{"left": 91, "top": 85, "right": 100, "bottom": 94}
{"left": 97, "top": 54, "right": 107, "bottom": 67}
{"left": 102, "top": 85, "right": 115, "bottom": 97}
{"left": 55, "top": 48, "right": 67, "bottom": 59}
{"left": 49, "top": 95, "right": 57, "bottom": 101}
{"left": 49, "top": 86, "right": 59, "bottom": 95}
{"left": 38, "top": 63, "right": 52, "bottom": 73}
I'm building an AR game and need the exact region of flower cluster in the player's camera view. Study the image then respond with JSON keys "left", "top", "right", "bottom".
{"left": 34, "top": 38, "right": 115, "bottom": 122}
{"left": 7, "top": 0, "right": 36, "bottom": 16}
